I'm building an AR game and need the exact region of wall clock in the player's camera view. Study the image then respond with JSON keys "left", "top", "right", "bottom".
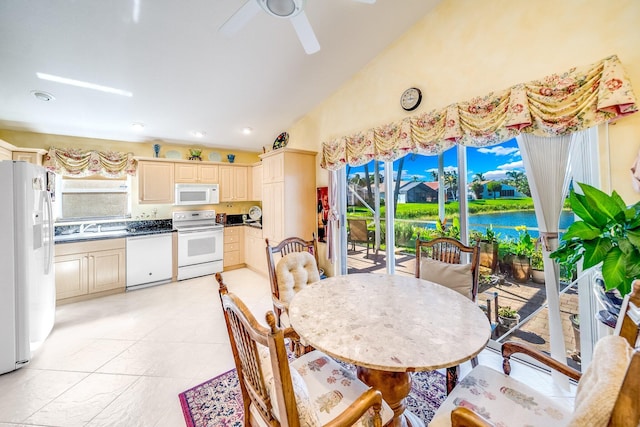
{"left": 400, "top": 87, "right": 422, "bottom": 111}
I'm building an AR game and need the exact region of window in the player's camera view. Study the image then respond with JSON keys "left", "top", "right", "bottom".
{"left": 54, "top": 175, "right": 131, "bottom": 221}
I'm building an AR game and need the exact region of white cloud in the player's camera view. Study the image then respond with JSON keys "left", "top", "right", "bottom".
{"left": 497, "top": 160, "right": 524, "bottom": 171}
{"left": 477, "top": 146, "right": 519, "bottom": 156}
{"left": 483, "top": 170, "right": 509, "bottom": 180}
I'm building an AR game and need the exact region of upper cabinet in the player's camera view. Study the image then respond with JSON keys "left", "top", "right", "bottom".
{"left": 138, "top": 160, "right": 175, "bottom": 204}
{"left": 259, "top": 148, "right": 317, "bottom": 244}
{"left": 220, "top": 165, "right": 249, "bottom": 202}
{"left": 251, "top": 164, "right": 263, "bottom": 201}
{"left": 174, "top": 163, "right": 219, "bottom": 183}
{"left": 0, "top": 139, "right": 46, "bottom": 164}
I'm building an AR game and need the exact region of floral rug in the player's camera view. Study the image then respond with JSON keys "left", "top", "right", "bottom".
{"left": 179, "top": 365, "right": 446, "bottom": 426}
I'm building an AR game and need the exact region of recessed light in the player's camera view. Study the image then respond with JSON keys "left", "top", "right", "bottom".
{"left": 191, "top": 131, "right": 205, "bottom": 138}
{"left": 131, "top": 122, "right": 145, "bottom": 131}
{"left": 242, "top": 127, "right": 253, "bottom": 135}
{"left": 36, "top": 72, "right": 133, "bottom": 97}
{"left": 31, "top": 90, "right": 55, "bottom": 102}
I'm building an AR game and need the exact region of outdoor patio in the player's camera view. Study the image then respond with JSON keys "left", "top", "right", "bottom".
{"left": 347, "top": 243, "right": 582, "bottom": 369}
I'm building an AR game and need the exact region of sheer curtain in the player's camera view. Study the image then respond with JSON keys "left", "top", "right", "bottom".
{"left": 518, "top": 133, "right": 578, "bottom": 384}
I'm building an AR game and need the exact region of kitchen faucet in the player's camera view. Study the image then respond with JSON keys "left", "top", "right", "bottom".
{"left": 79, "top": 223, "right": 99, "bottom": 233}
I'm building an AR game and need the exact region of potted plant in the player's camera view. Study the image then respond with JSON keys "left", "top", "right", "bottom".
{"left": 530, "top": 242, "right": 545, "bottom": 284}
{"left": 473, "top": 226, "right": 500, "bottom": 273}
{"left": 550, "top": 183, "right": 640, "bottom": 297}
{"left": 511, "top": 226, "right": 535, "bottom": 283}
{"left": 188, "top": 148, "right": 202, "bottom": 161}
{"left": 498, "top": 305, "right": 520, "bottom": 328}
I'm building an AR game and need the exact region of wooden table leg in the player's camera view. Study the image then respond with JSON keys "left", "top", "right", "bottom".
{"left": 356, "top": 367, "right": 425, "bottom": 427}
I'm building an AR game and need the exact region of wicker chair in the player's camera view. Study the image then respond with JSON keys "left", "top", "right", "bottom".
{"left": 216, "top": 273, "right": 391, "bottom": 427}
{"left": 431, "top": 280, "right": 640, "bottom": 427}
{"left": 415, "top": 236, "right": 481, "bottom": 394}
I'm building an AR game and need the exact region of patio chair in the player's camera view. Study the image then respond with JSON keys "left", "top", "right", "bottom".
{"left": 430, "top": 280, "right": 640, "bottom": 427}
{"left": 216, "top": 273, "right": 392, "bottom": 427}
{"left": 347, "top": 218, "right": 376, "bottom": 257}
{"left": 415, "top": 236, "right": 481, "bottom": 393}
{"left": 266, "top": 235, "right": 319, "bottom": 326}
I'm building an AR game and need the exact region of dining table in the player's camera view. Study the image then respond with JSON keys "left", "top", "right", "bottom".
{"left": 288, "top": 273, "right": 491, "bottom": 427}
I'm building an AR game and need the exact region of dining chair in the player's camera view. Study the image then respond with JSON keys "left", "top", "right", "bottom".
{"left": 216, "top": 272, "right": 393, "bottom": 427}
{"left": 415, "top": 236, "right": 481, "bottom": 394}
{"left": 347, "top": 218, "right": 376, "bottom": 257}
{"left": 265, "top": 235, "right": 319, "bottom": 327}
{"left": 430, "top": 279, "right": 640, "bottom": 427}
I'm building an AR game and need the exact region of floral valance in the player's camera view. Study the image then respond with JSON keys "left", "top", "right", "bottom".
{"left": 43, "top": 147, "right": 137, "bottom": 178}
{"left": 321, "top": 54, "right": 638, "bottom": 170}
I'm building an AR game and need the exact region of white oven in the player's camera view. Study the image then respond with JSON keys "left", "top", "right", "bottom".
{"left": 173, "top": 210, "right": 224, "bottom": 280}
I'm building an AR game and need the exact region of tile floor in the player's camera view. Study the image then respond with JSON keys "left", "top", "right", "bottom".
{"left": 0, "top": 268, "right": 575, "bottom": 426}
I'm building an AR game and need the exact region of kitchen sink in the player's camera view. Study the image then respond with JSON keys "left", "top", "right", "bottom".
{"left": 54, "top": 229, "right": 129, "bottom": 242}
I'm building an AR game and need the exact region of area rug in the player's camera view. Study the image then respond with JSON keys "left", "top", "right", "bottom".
{"left": 179, "top": 365, "right": 446, "bottom": 426}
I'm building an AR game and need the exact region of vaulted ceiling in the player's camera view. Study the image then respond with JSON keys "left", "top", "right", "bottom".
{"left": 0, "top": 0, "right": 440, "bottom": 152}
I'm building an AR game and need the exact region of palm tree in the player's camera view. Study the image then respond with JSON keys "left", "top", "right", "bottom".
{"left": 473, "top": 172, "right": 485, "bottom": 182}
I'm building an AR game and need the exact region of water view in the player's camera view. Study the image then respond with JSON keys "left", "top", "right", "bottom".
{"left": 469, "top": 210, "right": 574, "bottom": 240}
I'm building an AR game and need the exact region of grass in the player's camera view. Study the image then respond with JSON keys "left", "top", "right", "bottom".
{"left": 348, "top": 198, "right": 546, "bottom": 220}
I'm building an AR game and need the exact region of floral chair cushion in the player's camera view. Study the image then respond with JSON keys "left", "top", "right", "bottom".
{"left": 258, "top": 346, "right": 321, "bottom": 427}
{"left": 429, "top": 364, "right": 572, "bottom": 427}
{"left": 292, "top": 350, "right": 394, "bottom": 427}
{"left": 420, "top": 257, "right": 473, "bottom": 300}
{"left": 276, "top": 251, "right": 321, "bottom": 308}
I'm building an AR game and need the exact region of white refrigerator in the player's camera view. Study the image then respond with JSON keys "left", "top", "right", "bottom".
{"left": 0, "top": 161, "right": 56, "bottom": 375}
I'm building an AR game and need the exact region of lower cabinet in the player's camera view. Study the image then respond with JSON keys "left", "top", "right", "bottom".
{"left": 245, "top": 226, "right": 266, "bottom": 275}
{"left": 223, "top": 226, "right": 245, "bottom": 270}
{"left": 54, "top": 238, "right": 126, "bottom": 303}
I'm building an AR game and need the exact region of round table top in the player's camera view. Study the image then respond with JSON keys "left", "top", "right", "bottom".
{"left": 289, "top": 273, "right": 491, "bottom": 372}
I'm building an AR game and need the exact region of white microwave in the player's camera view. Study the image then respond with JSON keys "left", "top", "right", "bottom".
{"left": 175, "top": 183, "right": 219, "bottom": 205}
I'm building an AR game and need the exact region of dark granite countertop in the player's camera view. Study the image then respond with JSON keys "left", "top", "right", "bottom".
{"left": 54, "top": 219, "right": 174, "bottom": 244}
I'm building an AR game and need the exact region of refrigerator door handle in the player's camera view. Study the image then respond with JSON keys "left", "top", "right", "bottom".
{"left": 43, "top": 191, "right": 54, "bottom": 275}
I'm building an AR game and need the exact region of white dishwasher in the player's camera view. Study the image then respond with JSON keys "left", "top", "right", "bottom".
{"left": 126, "top": 233, "right": 173, "bottom": 291}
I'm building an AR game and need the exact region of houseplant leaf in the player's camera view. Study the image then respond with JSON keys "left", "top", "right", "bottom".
{"left": 569, "top": 190, "right": 608, "bottom": 228}
{"left": 581, "top": 237, "right": 612, "bottom": 269}
{"left": 561, "top": 221, "right": 601, "bottom": 241}
{"left": 601, "top": 247, "right": 626, "bottom": 292}
{"left": 626, "top": 228, "right": 640, "bottom": 248}
{"left": 580, "top": 183, "right": 624, "bottom": 223}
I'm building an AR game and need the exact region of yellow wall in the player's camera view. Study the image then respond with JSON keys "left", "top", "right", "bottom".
{"left": 290, "top": 0, "right": 640, "bottom": 203}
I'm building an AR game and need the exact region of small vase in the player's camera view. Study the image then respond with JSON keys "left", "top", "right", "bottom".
{"left": 153, "top": 144, "right": 161, "bottom": 158}
{"left": 227, "top": 154, "right": 235, "bottom": 163}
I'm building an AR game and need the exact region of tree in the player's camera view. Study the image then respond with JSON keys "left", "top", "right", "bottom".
{"left": 506, "top": 170, "right": 530, "bottom": 196}
{"left": 471, "top": 181, "right": 484, "bottom": 199}
{"left": 473, "top": 172, "right": 485, "bottom": 182}
{"left": 430, "top": 170, "right": 439, "bottom": 181}
{"left": 487, "top": 181, "right": 502, "bottom": 199}
{"left": 444, "top": 171, "right": 458, "bottom": 201}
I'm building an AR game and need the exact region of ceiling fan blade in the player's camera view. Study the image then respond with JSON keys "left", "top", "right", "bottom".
{"left": 290, "top": 11, "right": 320, "bottom": 55}
{"left": 352, "top": 0, "right": 376, "bottom": 3}
{"left": 219, "top": 0, "right": 262, "bottom": 36}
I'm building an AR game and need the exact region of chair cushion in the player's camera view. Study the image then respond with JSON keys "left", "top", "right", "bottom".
{"left": 258, "top": 346, "right": 321, "bottom": 426}
{"left": 429, "top": 364, "right": 572, "bottom": 427}
{"left": 276, "top": 251, "right": 321, "bottom": 307}
{"left": 292, "top": 350, "right": 394, "bottom": 427}
{"left": 567, "top": 335, "right": 633, "bottom": 427}
{"left": 420, "top": 257, "right": 473, "bottom": 299}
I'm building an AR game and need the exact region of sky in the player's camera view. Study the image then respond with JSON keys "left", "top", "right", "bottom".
{"left": 346, "top": 138, "right": 525, "bottom": 183}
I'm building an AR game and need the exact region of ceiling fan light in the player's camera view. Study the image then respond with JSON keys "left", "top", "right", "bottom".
{"left": 260, "top": 0, "right": 304, "bottom": 18}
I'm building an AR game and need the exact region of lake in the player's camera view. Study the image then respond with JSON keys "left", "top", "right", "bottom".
{"left": 413, "top": 210, "right": 574, "bottom": 240}
{"left": 469, "top": 210, "right": 575, "bottom": 240}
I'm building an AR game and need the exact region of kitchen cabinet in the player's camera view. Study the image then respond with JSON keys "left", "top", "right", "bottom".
{"left": 174, "top": 163, "right": 219, "bottom": 183}
{"left": 224, "top": 226, "right": 245, "bottom": 269}
{"left": 220, "top": 165, "right": 249, "bottom": 202}
{"left": 251, "top": 164, "right": 263, "bottom": 200}
{"left": 0, "top": 146, "right": 10, "bottom": 161}
{"left": 138, "top": 160, "right": 175, "bottom": 204}
{"left": 244, "top": 226, "right": 266, "bottom": 274}
{"left": 12, "top": 149, "right": 46, "bottom": 165}
{"left": 54, "top": 238, "right": 126, "bottom": 304}
{"left": 259, "top": 148, "right": 316, "bottom": 244}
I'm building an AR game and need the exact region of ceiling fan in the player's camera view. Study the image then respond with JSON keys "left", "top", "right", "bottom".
{"left": 219, "top": 0, "right": 376, "bottom": 55}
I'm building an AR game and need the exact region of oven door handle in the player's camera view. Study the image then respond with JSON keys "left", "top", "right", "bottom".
{"left": 177, "top": 228, "right": 222, "bottom": 235}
